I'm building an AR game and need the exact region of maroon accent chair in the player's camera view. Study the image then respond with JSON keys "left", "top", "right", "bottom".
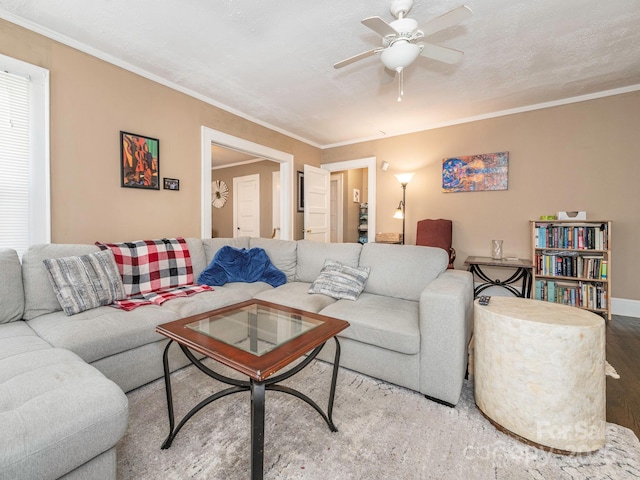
{"left": 416, "top": 219, "right": 456, "bottom": 269}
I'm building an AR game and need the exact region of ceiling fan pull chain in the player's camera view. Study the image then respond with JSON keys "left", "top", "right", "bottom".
{"left": 397, "top": 67, "right": 404, "bottom": 102}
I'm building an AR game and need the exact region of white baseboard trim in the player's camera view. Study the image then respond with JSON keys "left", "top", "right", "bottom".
{"left": 611, "top": 298, "right": 640, "bottom": 318}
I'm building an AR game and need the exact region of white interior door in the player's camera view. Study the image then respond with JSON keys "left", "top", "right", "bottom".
{"left": 272, "top": 171, "right": 281, "bottom": 239}
{"left": 303, "top": 165, "right": 330, "bottom": 242}
{"left": 233, "top": 174, "right": 260, "bottom": 238}
{"left": 330, "top": 174, "right": 344, "bottom": 243}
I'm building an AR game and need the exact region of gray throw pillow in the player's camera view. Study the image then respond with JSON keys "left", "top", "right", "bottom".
{"left": 308, "top": 259, "right": 370, "bottom": 301}
{"left": 43, "top": 250, "right": 126, "bottom": 315}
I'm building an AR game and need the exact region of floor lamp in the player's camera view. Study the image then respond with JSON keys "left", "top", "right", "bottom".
{"left": 393, "top": 173, "right": 414, "bottom": 245}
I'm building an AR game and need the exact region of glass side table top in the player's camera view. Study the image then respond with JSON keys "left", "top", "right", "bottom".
{"left": 186, "top": 303, "right": 321, "bottom": 356}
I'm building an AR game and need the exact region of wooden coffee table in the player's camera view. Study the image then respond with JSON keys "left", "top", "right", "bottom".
{"left": 155, "top": 299, "right": 350, "bottom": 480}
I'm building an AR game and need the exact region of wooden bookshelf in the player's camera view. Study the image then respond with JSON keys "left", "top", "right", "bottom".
{"left": 531, "top": 220, "right": 611, "bottom": 320}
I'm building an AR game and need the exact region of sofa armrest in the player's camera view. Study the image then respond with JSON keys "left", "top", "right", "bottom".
{"left": 418, "top": 269, "right": 474, "bottom": 405}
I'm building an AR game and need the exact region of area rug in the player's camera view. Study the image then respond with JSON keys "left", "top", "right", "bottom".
{"left": 117, "top": 360, "right": 640, "bottom": 479}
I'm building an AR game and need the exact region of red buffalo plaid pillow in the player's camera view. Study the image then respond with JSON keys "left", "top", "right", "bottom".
{"left": 96, "top": 237, "right": 194, "bottom": 297}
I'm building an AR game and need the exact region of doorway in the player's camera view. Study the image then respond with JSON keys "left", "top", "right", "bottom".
{"left": 201, "top": 127, "right": 294, "bottom": 240}
{"left": 321, "top": 157, "right": 376, "bottom": 243}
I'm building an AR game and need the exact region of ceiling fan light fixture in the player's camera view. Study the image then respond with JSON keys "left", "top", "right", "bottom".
{"left": 380, "top": 41, "right": 421, "bottom": 71}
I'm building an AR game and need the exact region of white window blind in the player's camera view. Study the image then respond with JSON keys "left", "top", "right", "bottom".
{"left": 0, "top": 70, "right": 30, "bottom": 256}
{"left": 0, "top": 54, "right": 50, "bottom": 258}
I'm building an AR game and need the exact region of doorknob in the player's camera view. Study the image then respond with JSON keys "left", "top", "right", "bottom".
{"left": 306, "top": 229, "right": 312, "bottom": 233}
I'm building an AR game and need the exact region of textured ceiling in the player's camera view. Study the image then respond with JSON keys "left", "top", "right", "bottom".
{"left": 1, "top": 0, "right": 639, "bottom": 147}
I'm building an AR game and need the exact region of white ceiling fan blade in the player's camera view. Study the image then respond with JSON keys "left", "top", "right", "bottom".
{"left": 419, "top": 43, "right": 464, "bottom": 64}
{"left": 333, "top": 48, "right": 381, "bottom": 69}
{"left": 421, "top": 5, "right": 473, "bottom": 37}
{"left": 380, "top": 67, "right": 397, "bottom": 85}
{"left": 362, "top": 16, "right": 398, "bottom": 37}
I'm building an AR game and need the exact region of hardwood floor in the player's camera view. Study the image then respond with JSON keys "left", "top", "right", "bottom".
{"left": 606, "top": 314, "right": 640, "bottom": 437}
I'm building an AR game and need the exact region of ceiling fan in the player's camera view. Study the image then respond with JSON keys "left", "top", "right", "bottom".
{"left": 334, "top": 0, "right": 473, "bottom": 101}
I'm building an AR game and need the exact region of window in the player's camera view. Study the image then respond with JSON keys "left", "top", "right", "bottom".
{"left": 0, "top": 54, "right": 50, "bottom": 257}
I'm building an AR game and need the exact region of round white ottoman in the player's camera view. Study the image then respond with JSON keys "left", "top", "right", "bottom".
{"left": 474, "top": 297, "right": 605, "bottom": 453}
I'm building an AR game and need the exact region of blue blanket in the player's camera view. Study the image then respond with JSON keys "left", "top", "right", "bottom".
{"left": 197, "top": 246, "right": 286, "bottom": 288}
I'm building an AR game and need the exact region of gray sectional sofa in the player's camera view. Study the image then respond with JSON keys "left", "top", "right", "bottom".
{"left": 0, "top": 237, "right": 474, "bottom": 480}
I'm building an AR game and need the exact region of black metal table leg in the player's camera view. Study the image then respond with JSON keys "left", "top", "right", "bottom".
{"left": 250, "top": 380, "right": 266, "bottom": 480}
{"left": 161, "top": 340, "right": 176, "bottom": 449}
{"left": 522, "top": 268, "right": 533, "bottom": 298}
{"left": 326, "top": 337, "right": 341, "bottom": 428}
{"left": 160, "top": 336, "right": 343, "bottom": 480}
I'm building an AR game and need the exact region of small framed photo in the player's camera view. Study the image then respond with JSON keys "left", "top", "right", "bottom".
{"left": 120, "top": 131, "right": 160, "bottom": 190}
{"left": 164, "top": 178, "right": 179, "bottom": 191}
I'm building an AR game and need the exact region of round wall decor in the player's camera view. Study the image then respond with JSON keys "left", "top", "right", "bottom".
{"left": 211, "top": 180, "right": 229, "bottom": 208}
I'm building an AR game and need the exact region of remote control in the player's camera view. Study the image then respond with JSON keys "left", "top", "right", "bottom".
{"left": 478, "top": 295, "right": 491, "bottom": 306}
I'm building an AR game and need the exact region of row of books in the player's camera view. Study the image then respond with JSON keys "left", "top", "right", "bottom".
{"left": 533, "top": 224, "right": 609, "bottom": 250}
{"left": 534, "top": 280, "right": 607, "bottom": 310}
{"left": 534, "top": 252, "right": 607, "bottom": 280}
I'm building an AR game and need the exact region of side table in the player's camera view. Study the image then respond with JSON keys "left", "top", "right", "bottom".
{"left": 474, "top": 297, "right": 605, "bottom": 453}
{"left": 464, "top": 256, "right": 533, "bottom": 298}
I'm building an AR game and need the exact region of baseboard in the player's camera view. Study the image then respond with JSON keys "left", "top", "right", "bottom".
{"left": 611, "top": 298, "right": 640, "bottom": 318}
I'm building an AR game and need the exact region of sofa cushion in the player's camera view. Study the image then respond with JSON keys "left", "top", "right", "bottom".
{"left": 308, "top": 260, "right": 370, "bottom": 301}
{"left": 160, "top": 287, "right": 253, "bottom": 318}
{"left": 0, "top": 333, "right": 128, "bottom": 480}
{"left": 96, "top": 237, "right": 194, "bottom": 297}
{"left": 25, "top": 304, "right": 179, "bottom": 364}
{"left": 185, "top": 238, "right": 208, "bottom": 279}
{"left": 359, "top": 243, "right": 448, "bottom": 301}
{"left": 43, "top": 250, "right": 126, "bottom": 316}
{"left": 254, "top": 282, "right": 337, "bottom": 313}
{"left": 319, "top": 292, "right": 420, "bottom": 354}
{"left": 22, "top": 244, "right": 101, "bottom": 320}
{"left": 0, "top": 321, "right": 49, "bottom": 356}
{"left": 0, "top": 248, "right": 24, "bottom": 323}
{"left": 201, "top": 237, "right": 251, "bottom": 264}
{"left": 250, "top": 237, "right": 297, "bottom": 282}
{"left": 295, "top": 241, "right": 362, "bottom": 283}
{"left": 221, "top": 281, "right": 273, "bottom": 298}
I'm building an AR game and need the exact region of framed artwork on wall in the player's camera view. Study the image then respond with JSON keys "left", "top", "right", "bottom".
{"left": 120, "top": 131, "right": 160, "bottom": 190}
{"left": 163, "top": 178, "right": 179, "bottom": 190}
{"left": 297, "top": 171, "right": 304, "bottom": 212}
{"left": 442, "top": 151, "right": 509, "bottom": 193}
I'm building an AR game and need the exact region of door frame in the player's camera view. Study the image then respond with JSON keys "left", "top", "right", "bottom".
{"left": 321, "top": 157, "right": 376, "bottom": 243}
{"left": 330, "top": 173, "right": 344, "bottom": 243}
{"left": 201, "top": 126, "right": 294, "bottom": 240}
{"left": 272, "top": 171, "right": 281, "bottom": 239}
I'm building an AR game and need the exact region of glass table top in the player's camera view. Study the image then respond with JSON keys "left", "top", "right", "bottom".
{"left": 186, "top": 303, "right": 322, "bottom": 356}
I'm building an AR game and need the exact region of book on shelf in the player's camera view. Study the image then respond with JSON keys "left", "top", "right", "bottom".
{"left": 534, "top": 223, "right": 608, "bottom": 250}
{"left": 534, "top": 279, "right": 606, "bottom": 310}
{"left": 535, "top": 251, "right": 605, "bottom": 280}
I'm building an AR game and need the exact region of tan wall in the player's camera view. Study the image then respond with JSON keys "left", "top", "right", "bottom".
{"left": 211, "top": 161, "right": 280, "bottom": 238}
{"left": 323, "top": 91, "right": 640, "bottom": 300}
{"left": 2, "top": 19, "right": 639, "bottom": 301}
{"left": 0, "top": 19, "right": 320, "bottom": 244}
